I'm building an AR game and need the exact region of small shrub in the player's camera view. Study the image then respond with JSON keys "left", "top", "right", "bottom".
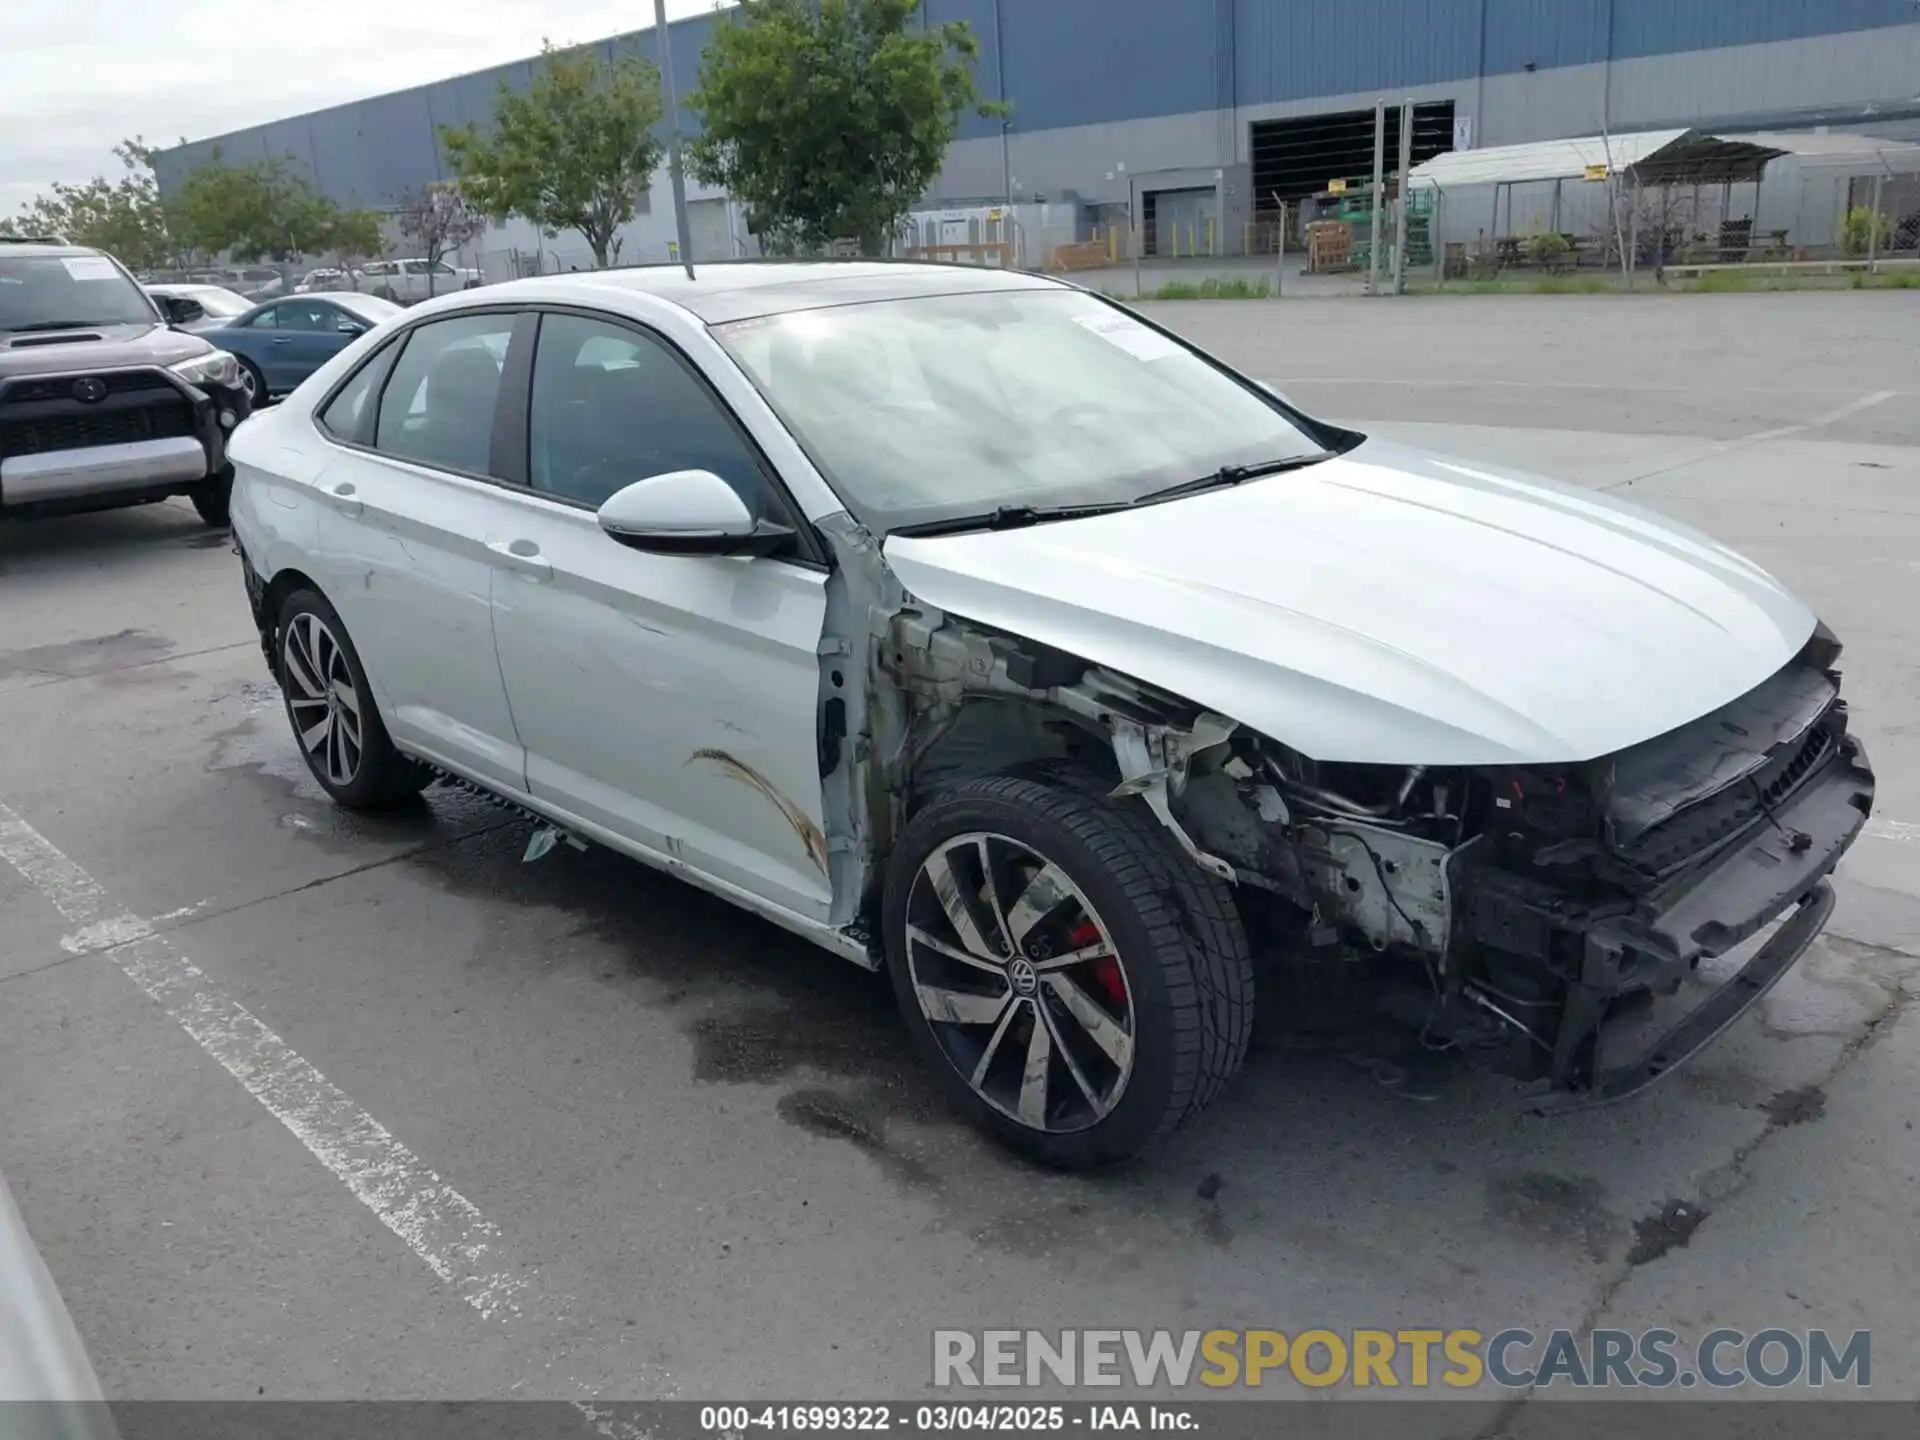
{"left": 1526, "top": 231, "right": 1572, "bottom": 269}
{"left": 1840, "top": 206, "right": 1892, "bottom": 257}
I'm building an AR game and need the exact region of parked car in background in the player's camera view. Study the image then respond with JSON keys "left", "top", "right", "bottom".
{"left": 227, "top": 265, "right": 288, "bottom": 300}
{"left": 1, "top": 237, "right": 252, "bottom": 525}
{"left": 357, "top": 257, "right": 482, "bottom": 304}
{"left": 296, "top": 267, "right": 350, "bottom": 294}
{"left": 194, "top": 292, "right": 401, "bottom": 403}
{"left": 144, "top": 282, "right": 254, "bottom": 330}
{"left": 226, "top": 263, "right": 1874, "bottom": 1167}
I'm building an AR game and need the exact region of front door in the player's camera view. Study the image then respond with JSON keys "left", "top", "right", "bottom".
{"left": 307, "top": 309, "right": 527, "bottom": 793}
{"left": 264, "top": 298, "right": 356, "bottom": 389}
{"left": 485, "top": 310, "right": 832, "bottom": 920}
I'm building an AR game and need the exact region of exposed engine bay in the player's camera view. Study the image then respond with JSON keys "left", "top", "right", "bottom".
{"left": 864, "top": 592, "right": 1874, "bottom": 1106}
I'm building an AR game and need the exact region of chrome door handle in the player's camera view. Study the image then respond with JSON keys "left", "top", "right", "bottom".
{"left": 270, "top": 336, "right": 294, "bottom": 345}
{"left": 487, "top": 538, "right": 552, "bottom": 581}
{"left": 318, "top": 480, "right": 362, "bottom": 517}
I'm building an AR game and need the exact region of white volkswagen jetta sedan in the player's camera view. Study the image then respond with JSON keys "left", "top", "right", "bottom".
{"left": 227, "top": 261, "right": 1873, "bottom": 1167}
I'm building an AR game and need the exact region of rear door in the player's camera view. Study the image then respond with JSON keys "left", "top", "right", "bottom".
{"left": 306, "top": 309, "right": 529, "bottom": 793}
{"left": 482, "top": 308, "right": 834, "bottom": 919}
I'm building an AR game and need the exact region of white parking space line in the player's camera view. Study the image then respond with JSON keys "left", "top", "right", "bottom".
{"left": 0, "top": 799, "right": 531, "bottom": 1322}
{"left": 1866, "top": 817, "right": 1920, "bottom": 844}
{"left": 1737, "top": 389, "right": 1899, "bottom": 445}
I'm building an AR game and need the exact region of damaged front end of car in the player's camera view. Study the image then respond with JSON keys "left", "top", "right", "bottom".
{"left": 814, "top": 513, "right": 1874, "bottom": 1109}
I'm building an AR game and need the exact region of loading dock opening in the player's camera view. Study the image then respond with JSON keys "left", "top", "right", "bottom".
{"left": 1251, "top": 102, "right": 1457, "bottom": 210}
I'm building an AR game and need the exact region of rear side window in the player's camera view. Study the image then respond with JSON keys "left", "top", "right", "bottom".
{"left": 372, "top": 313, "right": 516, "bottom": 476}
{"left": 317, "top": 341, "right": 400, "bottom": 444}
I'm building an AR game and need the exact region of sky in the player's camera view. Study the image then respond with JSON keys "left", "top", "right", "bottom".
{"left": 0, "top": 0, "right": 721, "bottom": 219}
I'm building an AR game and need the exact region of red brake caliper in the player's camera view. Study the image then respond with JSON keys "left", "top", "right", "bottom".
{"left": 1068, "top": 920, "right": 1126, "bottom": 1010}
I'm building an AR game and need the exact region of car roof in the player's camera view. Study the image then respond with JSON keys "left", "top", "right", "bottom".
{"left": 477, "top": 259, "right": 1069, "bottom": 324}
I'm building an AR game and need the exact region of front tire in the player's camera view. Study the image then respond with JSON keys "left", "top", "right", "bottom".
{"left": 274, "top": 588, "right": 429, "bottom": 810}
{"left": 189, "top": 466, "right": 232, "bottom": 526}
{"left": 883, "top": 773, "right": 1255, "bottom": 1168}
{"left": 237, "top": 357, "right": 268, "bottom": 406}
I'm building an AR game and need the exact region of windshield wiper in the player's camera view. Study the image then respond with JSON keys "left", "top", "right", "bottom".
{"left": 891, "top": 501, "right": 1135, "bottom": 539}
{"left": 4, "top": 319, "right": 116, "bottom": 333}
{"left": 1132, "top": 451, "right": 1334, "bottom": 506}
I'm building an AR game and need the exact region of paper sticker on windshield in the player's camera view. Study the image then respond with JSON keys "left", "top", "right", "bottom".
{"left": 1072, "top": 311, "right": 1183, "bottom": 362}
{"left": 61, "top": 256, "right": 121, "bottom": 282}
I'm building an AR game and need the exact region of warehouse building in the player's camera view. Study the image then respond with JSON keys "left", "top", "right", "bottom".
{"left": 152, "top": 0, "right": 1920, "bottom": 275}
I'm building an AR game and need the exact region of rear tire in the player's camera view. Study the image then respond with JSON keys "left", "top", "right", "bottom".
{"left": 883, "top": 772, "right": 1254, "bottom": 1169}
{"left": 274, "top": 588, "right": 430, "bottom": 811}
{"left": 189, "top": 467, "right": 232, "bottom": 526}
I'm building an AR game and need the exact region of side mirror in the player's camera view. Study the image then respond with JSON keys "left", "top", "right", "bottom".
{"left": 337, "top": 319, "right": 366, "bottom": 335}
{"left": 596, "top": 469, "right": 795, "bottom": 558}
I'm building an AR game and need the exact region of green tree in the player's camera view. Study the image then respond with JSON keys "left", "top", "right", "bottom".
{"left": 394, "top": 184, "right": 485, "bottom": 295}
{"left": 687, "top": 0, "right": 1001, "bottom": 256}
{"left": 328, "top": 208, "right": 387, "bottom": 283}
{"left": 172, "top": 152, "right": 340, "bottom": 266}
{"left": 1, "top": 138, "right": 177, "bottom": 271}
{"left": 442, "top": 41, "right": 664, "bottom": 268}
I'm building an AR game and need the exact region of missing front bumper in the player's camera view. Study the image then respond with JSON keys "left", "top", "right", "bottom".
{"left": 1530, "top": 733, "right": 1872, "bottom": 1110}
{"left": 1531, "top": 879, "right": 1836, "bottom": 1113}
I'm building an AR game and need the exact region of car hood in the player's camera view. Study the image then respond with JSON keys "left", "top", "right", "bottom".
{"left": 0, "top": 322, "right": 212, "bottom": 376}
{"left": 882, "top": 438, "right": 1816, "bottom": 766}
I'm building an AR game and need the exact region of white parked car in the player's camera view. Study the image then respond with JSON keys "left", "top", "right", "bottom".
{"left": 355, "top": 257, "right": 482, "bottom": 304}
{"left": 226, "top": 263, "right": 1874, "bottom": 1166}
{"left": 295, "top": 267, "right": 350, "bottom": 294}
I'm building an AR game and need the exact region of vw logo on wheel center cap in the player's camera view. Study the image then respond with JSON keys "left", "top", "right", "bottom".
{"left": 1007, "top": 957, "right": 1039, "bottom": 996}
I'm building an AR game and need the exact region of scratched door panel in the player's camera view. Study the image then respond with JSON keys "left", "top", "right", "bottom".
{"left": 485, "top": 488, "right": 834, "bottom": 921}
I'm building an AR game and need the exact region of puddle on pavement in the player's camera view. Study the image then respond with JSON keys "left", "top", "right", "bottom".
{"left": 0, "top": 628, "right": 175, "bottom": 683}
{"left": 204, "top": 678, "right": 489, "bottom": 852}
{"left": 1625, "top": 1197, "right": 1707, "bottom": 1266}
{"left": 1486, "top": 1171, "right": 1622, "bottom": 1265}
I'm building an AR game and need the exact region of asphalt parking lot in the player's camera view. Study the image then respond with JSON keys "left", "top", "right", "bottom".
{"left": 3, "top": 292, "right": 1918, "bottom": 1416}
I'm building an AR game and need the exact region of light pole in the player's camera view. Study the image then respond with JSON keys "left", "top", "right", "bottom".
{"left": 654, "top": 0, "right": 696, "bottom": 279}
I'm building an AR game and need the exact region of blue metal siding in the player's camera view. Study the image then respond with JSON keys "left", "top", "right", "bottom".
{"left": 1479, "top": 0, "right": 1609, "bottom": 74}
{"left": 1234, "top": 0, "right": 1480, "bottom": 107}
{"left": 997, "top": 0, "right": 1218, "bottom": 131}
{"left": 154, "top": 0, "right": 1920, "bottom": 205}
{"left": 1610, "top": 0, "right": 1919, "bottom": 62}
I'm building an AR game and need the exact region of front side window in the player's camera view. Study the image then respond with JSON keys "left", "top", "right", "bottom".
{"left": 276, "top": 301, "right": 338, "bottom": 333}
{"left": 527, "top": 312, "right": 769, "bottom": 512}
{"left": 372, "top": 313, "right": 516, "bottom": 476}
{"left": 0, "top": 253, "right": 159, "bottom": 332}
{"left": 712, "top": 288, "right": 1319, "bottom": 534}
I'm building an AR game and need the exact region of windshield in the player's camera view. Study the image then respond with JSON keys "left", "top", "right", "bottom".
{"left": 712, "top": 288, "right": 1319, "bottom": 533}
{"left": 186, "top": 288, "right": 252, "bottom": 318}
{"left": 342, "top": 295, "right": 402, "bottom": 323}
{"left": 0, "top": 253, "right": 158, "bottom": 331}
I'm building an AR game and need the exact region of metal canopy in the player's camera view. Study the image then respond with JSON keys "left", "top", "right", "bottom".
{"left": 1716, "top": 130, "right": 1920, "bottom": 174}
{"left": 1410, "top": 126, "right": 1920, "bottom": 190}
{"left": 1408, "top": 128, "right": 1789, "bottom": 189}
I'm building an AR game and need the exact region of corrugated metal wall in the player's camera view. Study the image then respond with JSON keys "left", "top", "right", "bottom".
{"left": 153, "top": 0, "right": 1920, "bottom": 208}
